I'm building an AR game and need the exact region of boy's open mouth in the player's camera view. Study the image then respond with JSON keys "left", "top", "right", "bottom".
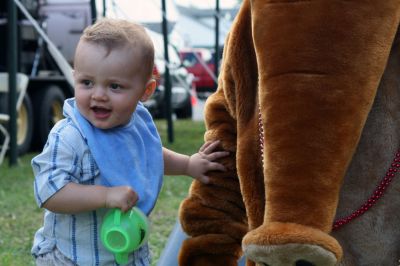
{"left": 91, "top": 106, "right": 111, "bottom": 118}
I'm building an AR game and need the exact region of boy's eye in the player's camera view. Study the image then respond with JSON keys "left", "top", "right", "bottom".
{"left": 82, "top": 80, "right": 93, "bottom": 87}
{"left": 110, "top": 83, "right": 122, "bottom": 90}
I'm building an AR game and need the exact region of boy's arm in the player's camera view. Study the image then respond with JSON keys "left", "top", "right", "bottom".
{"left": 163, "top": 142, "right": 228, "bottom": 183}
{"left": 163, "top": 147, "right": 190, "bottom": 176}
{"left": 43, "top": 183, "right": 138, "bottom": 214}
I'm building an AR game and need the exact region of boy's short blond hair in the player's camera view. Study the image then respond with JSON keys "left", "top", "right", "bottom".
{"left": 78, "top": 18, "right": 155, "bottom": 81}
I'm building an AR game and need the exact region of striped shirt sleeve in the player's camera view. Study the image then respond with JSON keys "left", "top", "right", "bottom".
{"left": 32, "top": 123, "right": 81, "bottom": 208}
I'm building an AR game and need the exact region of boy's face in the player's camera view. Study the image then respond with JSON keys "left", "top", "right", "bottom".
{"left": 73, "top": 41, "right": 154, "bottom": 129}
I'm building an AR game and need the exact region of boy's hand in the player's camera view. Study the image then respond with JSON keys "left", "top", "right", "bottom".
{"left": 186, "top": 140, "right": 229, "bottom": 184}
{"left": 105, "top": 186, "right": 138, "bottom": 212}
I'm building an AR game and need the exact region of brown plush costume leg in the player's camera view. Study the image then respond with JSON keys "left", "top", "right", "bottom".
{"left": 178, "top": 89, "right": 249, "bottom": 266}
{"left": 179, "top": 1, "right": 260, "bottom": 265}
{"left": 243, "top": 1, "right": 400, "bottom": 265}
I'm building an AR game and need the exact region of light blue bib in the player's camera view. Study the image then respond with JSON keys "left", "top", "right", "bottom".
{"left": 72, "top": 100, "right": 163, "bottom": 215}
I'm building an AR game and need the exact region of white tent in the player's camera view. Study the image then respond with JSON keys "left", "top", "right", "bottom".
{"left": 173, "top": 1, "right": 240, "bottom": 49}
{"left": 97, "top": 0, "right": 239, "bottom": 49}
{"left": 173, "top": 14, "right": 227, "bottom": 48}
{"left": 99, "top": 0, "right": 179, "bottom": 33}
{"left": 175, "top": 0, "right": 239, "bottom": 9}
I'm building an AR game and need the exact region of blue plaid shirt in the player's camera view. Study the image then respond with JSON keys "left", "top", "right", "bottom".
{"left": 31, "top": 100, "right": 162, "bottom": 266}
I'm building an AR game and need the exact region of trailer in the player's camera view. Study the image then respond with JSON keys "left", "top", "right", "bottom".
{"left": 0, "top": 0, "right": 94, "bottom": 154}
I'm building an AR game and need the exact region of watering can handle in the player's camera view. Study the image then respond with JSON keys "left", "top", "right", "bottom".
{"left": 115, "top": 252, "right": 129, "bottom": 265}
{"left": 114, "top": 209, "right": 121, "bottom": 226}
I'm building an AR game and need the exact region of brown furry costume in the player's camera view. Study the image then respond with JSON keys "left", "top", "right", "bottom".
{"left": 178, "top": 0, "right": 400, "bottom": 265}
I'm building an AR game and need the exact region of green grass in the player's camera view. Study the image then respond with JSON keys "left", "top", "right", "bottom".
{"left": 0, "top": 119, "right": 206, "bottom": 266}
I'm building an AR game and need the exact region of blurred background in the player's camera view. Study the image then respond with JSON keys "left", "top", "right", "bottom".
{"left": 0, "top": 0, "right": 242, "bottom": 159}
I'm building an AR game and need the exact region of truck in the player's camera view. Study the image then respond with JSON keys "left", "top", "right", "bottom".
{"left": 0, "top": 0, "right": 193, "bottom": 156}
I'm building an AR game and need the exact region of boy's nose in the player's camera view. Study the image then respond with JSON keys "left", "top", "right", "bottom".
{"left": 92, "top": 87, "right": 108, "bottom": 100}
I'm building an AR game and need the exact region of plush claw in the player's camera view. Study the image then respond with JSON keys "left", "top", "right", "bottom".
{"left": 244, "top": 243, "right": 336, "bottom": 266}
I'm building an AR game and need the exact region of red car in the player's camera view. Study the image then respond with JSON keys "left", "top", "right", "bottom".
{"left": 179, "top": 48, "right": 217, "bottom": 98}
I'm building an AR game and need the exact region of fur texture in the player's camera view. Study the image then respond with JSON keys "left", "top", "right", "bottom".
{"left": 179, "top": 0, "right": 400, "bottom": 265}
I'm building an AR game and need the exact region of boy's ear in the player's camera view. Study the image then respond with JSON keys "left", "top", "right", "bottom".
{"left": 141, "top": 79, "right": 157, "bottom": 101}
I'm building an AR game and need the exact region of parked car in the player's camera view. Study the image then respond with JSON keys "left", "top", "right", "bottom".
{"left": 145, "top": 65, "right": 194, "bottom": 119}
{"left": 143, "top": 30, "right": 195, "bottom": 119}
{"left": 179, "top": 48, "right": 217, "bottom": 99}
